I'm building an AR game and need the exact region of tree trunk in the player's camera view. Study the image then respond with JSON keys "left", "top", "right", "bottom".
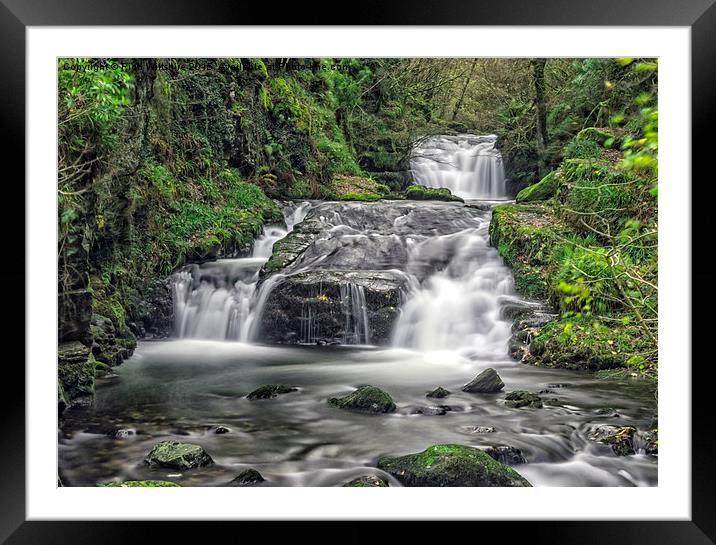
{"left": 532, "top": 59, "right": 548, "bottom": 179}
{"left": 452, "top": 59, "right": 478, "bottom": 121}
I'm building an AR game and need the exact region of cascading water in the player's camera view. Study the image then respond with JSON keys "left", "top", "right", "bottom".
{"left": 410, "top": 134, "right": 507, "bottom": 199}
{"left": 172, "top": 202, "right": 310, "bottom": 341}
{"left": 60, "top": 136, "right": 656, "bottom": 489}
{"left": 392, "top": 220, "right": 514, "bottom": 357}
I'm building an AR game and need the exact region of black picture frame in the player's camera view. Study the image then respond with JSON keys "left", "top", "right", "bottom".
{"left": 4, "top": 0, "right": 713, "bottom": 542}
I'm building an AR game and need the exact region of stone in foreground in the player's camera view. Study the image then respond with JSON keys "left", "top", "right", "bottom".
{"left": 342, "top": 475, "right": 389, "bottom": 487}
{"left": 230, "top": 469, "right": 265, "bottom": 486}
{"left": 377, "top": 444, "right": 531, "bottom": 487}
{"left": 328, "top": 385, "right": 396, "bottom": 414}
{"left": 462, "top": 368, "right": 504, "bottom": 393}
{"left": 587, "top": 425, "right": 636, "bottom": 456}
{"left": 484, "top": 445, "right": 527, "bottom": 465}
{"left": 246, "top": 384, "right": 298, "bottom": 400}
{"left": 504, "top": 390, "right": 543, "bottom": 409}
{"left": 144, "top": 441, "right": 214, "bottom": 470}
{"left": 98, "top": 480, "right": 179, "bottom": 487}
{"left": 426, "top": 386, "right": 450, "bottom": 399}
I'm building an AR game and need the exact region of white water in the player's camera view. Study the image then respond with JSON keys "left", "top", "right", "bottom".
{"left": 410, "top": 134, "right": 507, "bottom": 199}
{"left": 172, "top": 202, "right": 310, "bottom": 341}
{"left": 392, "top": 218, "right": 514, "bottom": 356}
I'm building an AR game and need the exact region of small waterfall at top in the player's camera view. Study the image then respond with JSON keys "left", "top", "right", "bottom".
{"left": 410, "top": 134, "right": 507, "bottom": 200}
{"left": 172, "top": 202, "right": 311, "bottom": 341}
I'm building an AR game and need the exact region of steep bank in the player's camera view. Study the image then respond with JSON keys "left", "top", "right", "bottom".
{"left": 489, "top": 126, "right": 657, "bottom": 374}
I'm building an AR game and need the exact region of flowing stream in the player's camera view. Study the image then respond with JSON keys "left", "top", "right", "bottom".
{"left": 58, "top": 136, "right": 657, "bottom": 488}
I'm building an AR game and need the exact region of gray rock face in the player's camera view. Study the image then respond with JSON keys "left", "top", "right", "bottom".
{"left": 463, "top": 368, "right": 504, "bottom": 393}
{"left": 258, "top": 270, "right": 407, "bottom": 345}
{"left": 144, "top": 441, "right": 214, "bottom": 470}
{"left": 256, "top": 200, "right": 483, "bottom": 345}
{"left": 426, "top": 386, "right": 451, "bottom": 399}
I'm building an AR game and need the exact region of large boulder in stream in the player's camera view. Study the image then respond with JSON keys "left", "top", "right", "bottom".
{"left": 258, "top": 270, "right": 406, "bottom": 345}
{"left": 328, "top": 385, "right": 396, "bottom": 414}
{"left": 144, "top": 441, "right": 214, "bottom": 470}
{"left": 462, "top": 368, "right": 504, "bottom": 393}
{"left": 377, "top": 444, "right": 531, "bottom": 487}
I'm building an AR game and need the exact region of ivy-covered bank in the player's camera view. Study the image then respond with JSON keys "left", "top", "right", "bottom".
{"left": 490, "top": 111, "right": 657, "bottom": 374}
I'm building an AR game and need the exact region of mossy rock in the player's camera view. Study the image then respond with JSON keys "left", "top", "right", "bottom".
{"left": 426, "top": 386, "right": 450, "bottom": 399}
{"left": 342, "top": 475, "right": 389, "bottom": 487}
{"left": 587, "top": 425, "right": 636, "bottom": 456}
{"left": 144, "top": 441, "right": 214, "bottom": 470}
{"left": 504, "top": 390, "right": 543, "bottom": 409}
{"left": 515, "top": 170, "right": 560, "bottom": 203}
{"left": 246, "top": 384, "right": 298, "bottom": 400}
{"left": 377, "top": 444, "right": 531, "bottom": 487}
{"left": 405, "top": 185, "right": 463, "bottom": 202}
{"left": 325, "top": 175, "right": 387, "bottom": 201}
{"left": 98, "top": 480, "right": 179, "bottom": 487}
{"left": 328, "top": 385, "right": 396, "bottom": 414}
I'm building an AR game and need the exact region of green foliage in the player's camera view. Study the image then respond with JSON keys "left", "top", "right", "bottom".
{"left": 563, "top": 137, "right": 602, "bottom": 160}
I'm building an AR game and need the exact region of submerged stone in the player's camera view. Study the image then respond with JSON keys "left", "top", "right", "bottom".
{"left": 144, "top": 441, "right": 214, "bottom": 470}
{"left": 328, "top": 385, "right": 396, "bottom": 414}
{"left": 342, "top": 475, "right": 389, "bottom": 487}
{"left": 462, "top": 368, "right": 504, "bottom": 393}
{"left": 504, "top": 390, "right": 543, "bottom": 409}
{"left": 426, "top": 386, "right": 450, "bottom": 399}
{"left": 246, "top": 384, "right": 298, "bottom": 400}
{"left": 377, "top": 444, "right": 531, "bottom": 487}
{"left": 230, "top": 469, "right": 265, "bottom": 486}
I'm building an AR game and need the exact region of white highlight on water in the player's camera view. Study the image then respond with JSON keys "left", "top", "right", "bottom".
{"left": 172, "top": 202, "right": 310, "bottom": 341}
{"left": 410, "top": 134, "right": 507, "bottom": 199}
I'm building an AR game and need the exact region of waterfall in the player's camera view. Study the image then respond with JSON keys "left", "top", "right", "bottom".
{"left": 410, "top": 134, "right": 507, "bottom": 200}
{"left": 392, "top": 214, "right": 514, "bottom": 357}
{"left": 172, "top": 202, "right": 311, "bottom": 341}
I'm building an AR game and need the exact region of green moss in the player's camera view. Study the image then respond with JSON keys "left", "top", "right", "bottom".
{"left": 405, "top": 185, "right": 463, "bottom": 202}
{"left": 98, "top": 480, "right": 180, "bottom": 487}
{"left": 328, "top": 385, "right": 396, "bottom": 413}
{"left": 324, "top": 175, "right": 387, "bottom": 201}
{"left": 516, "top": 170, "right": 561, "bottom": 203}
{"left": 246, "top": 384, "right": 298, "bottom": 400}
{"left": 377, "top": 444, "right": 531, "bottom": 487}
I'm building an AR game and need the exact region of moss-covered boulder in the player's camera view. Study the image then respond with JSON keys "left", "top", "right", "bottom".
{"left": 587, "top": 425, "right": 636, "bottom": 456}
{"left": 229, "top": 469, "right": 265, "bottom": 486}
{"left": 377, "top": 444, "right": 531, "bottom": 487}
{"left": 98, "top": 480, "right": 179, "bottom": 487}
{"left": 144, "top": 441, "right": 214, "bottom": 470}
{"left": 328, "top": 385, "right": 396, "bottom": 414}
{"left": 426, "top": 386, "right": 450, "bottom": 399}
{"left": 462, "top": 368, "right": 504, "bottom": 393}
{"left": 405, "top": 184, "right": 463, "bottom": 202}
{"left": 246, "top": 384, "right": 298, "bottom": 400}
{"left": 516, "top": 170, "right": 560, "bottom": 203}
{"left": 504, "top": 390, "right": 543, "bottom": 409}
{"left": 325, "top": 174, "right": 389, "bottom": 201}
{"left": 342, "top": 475, "right": 389, "bottom": 487}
